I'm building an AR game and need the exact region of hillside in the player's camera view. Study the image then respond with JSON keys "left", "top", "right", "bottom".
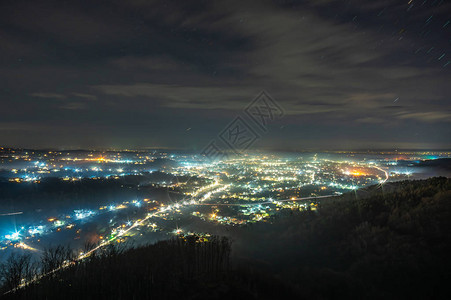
{"left": 233, "top": 177, "right": 451, "bottom": 299}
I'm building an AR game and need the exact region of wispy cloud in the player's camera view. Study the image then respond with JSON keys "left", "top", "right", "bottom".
{"left": 396, "top": 111, "right": 451, "bottom": 122}
{"left": 30, "top": 92, "right": 66, "bottom": 99}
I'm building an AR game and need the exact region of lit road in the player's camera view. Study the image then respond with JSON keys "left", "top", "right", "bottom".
{"left": 373, "top": 165, "right": 389, "bottom": 184}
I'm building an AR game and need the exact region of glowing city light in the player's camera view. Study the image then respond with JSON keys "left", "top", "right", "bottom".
{"left": 5, "top": 231, "right": 21, "bottom": 241}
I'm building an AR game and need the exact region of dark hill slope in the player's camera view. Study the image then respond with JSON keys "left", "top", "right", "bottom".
{"left": 233, "top": 177, "right": 451, "bottom": 299}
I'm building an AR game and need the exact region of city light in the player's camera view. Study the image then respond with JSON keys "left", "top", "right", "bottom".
{"left": 1, "top": 149, "right": 448, "bottom": 259}
{"left": 5, "top": 231, "right": 21, "bottom": 241}
{"left": 74, "top": 209, "right": 95, "bottom": 220}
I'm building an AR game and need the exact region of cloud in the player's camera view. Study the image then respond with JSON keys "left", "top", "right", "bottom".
{"left": 355, "top": 117, "right": 386, "bottom": 124}
{"left": 93, "top": 0, "right": 449, "bottom": 124}
{"left": 72, "top": 93, "right": 97, "bottom": 101}
{"left": 95, "top": 83, "right": 252, "bottom": 110}
{"left": 396, "top": 111, "right": 451, "bottom": 122}
{"left": 0, "top": 0, "right": 450, "bottom": 148}
{"left": 30, "top": 93, "right": 66, "bottom": 99}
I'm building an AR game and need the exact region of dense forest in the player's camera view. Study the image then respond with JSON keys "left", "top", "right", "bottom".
{"left": 232, "top": 177, "right": 451, "bottom": 299}
{"left": 1, "top": 177, "right": 450, "bottom": 299}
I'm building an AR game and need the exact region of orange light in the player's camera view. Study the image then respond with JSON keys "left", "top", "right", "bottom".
{"left": 347, "top": 169, "right": 367, "bottom": 176}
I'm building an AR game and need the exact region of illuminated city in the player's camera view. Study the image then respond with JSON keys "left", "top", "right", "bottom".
{"left": 1, "top": 148, "right": 449, "bottom": 258}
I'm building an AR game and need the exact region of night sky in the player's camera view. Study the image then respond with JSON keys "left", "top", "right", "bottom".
{"left": 0, "top": 0, "right": 450, "bottom": 150}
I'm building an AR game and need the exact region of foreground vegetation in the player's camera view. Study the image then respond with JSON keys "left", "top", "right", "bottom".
{"left": 1, "top": 177, "right": 450, "bottom": 299}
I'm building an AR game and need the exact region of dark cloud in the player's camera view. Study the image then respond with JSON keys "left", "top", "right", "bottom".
{"left": 0, "top": 0, "right": 449, "bottom": 149}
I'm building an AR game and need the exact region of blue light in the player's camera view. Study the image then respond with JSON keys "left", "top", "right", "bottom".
{"left": 74, "top": 209, "right": 95, "bottom": 220}
{"left": 5, "top": 231, "right": 21, "bottom": 241}
{"left": 28, "top": 226, "right": 44, "bottom": 235}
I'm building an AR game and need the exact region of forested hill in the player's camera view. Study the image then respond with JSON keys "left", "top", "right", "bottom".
{"left": 2, "top": 177, "right": 450, "bottom": 299}
{"left": 233, "top": 177, "right": 451, "bottom": 299}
